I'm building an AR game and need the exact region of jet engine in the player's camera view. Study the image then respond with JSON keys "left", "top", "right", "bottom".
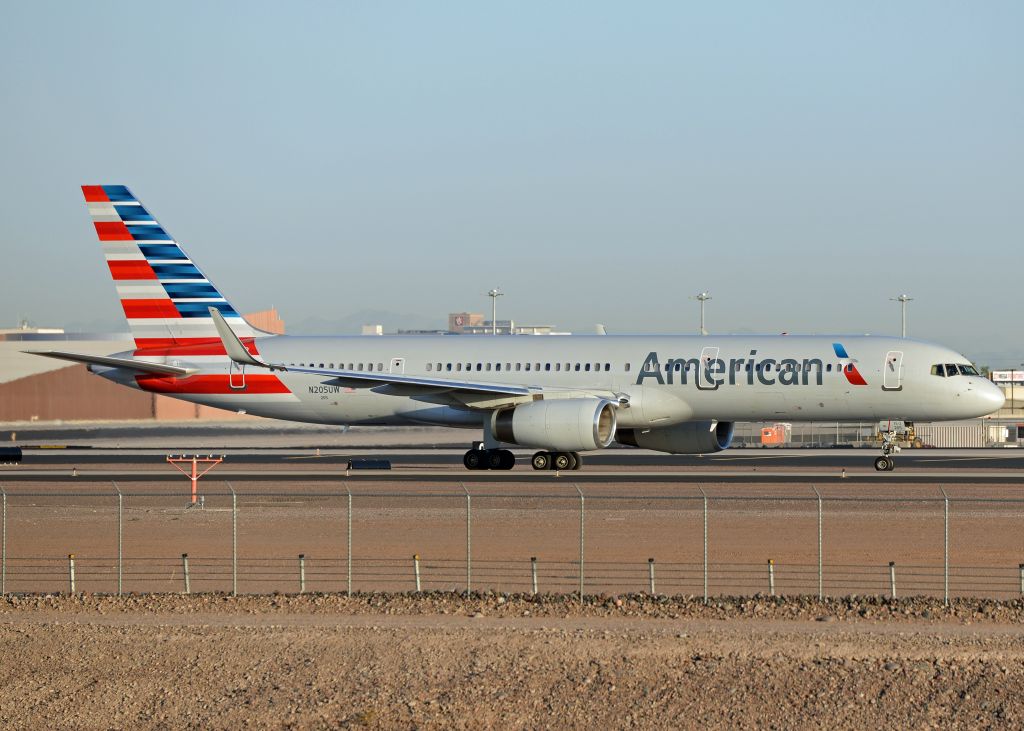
{"left": 616, "top": 420, "right": 734, "bottom": 454}
{"left": 492, "top": 398, "right": 617, "bottom": 452}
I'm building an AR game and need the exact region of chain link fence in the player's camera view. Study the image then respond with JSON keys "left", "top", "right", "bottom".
{"left": 2, "top": 484, "right": 1023, "bottom": 602}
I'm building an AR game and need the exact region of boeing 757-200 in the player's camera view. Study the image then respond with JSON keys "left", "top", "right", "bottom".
{"left": 30, "top": 186, "right": 1005, "bottom": 472}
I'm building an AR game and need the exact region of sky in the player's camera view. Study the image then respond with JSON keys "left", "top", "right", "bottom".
{"left": 1, "top": 2, "right": 1021, "bottom": 365}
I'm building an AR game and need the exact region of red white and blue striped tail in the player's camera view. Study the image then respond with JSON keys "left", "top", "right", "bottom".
{"left": 82, "top": 185, "right": 257, "bottom": 352}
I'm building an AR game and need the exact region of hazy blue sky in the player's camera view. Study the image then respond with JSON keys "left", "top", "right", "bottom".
{"left": 1, "top": 3, "right": 1021, "bottom": 364}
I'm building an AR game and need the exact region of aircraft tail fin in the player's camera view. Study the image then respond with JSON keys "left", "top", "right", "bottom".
{"left": 81, "top": 185, "right": 256, "bottom": 351}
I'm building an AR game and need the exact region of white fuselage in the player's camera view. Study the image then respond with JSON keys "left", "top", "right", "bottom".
{"left": 103, "top": 334, "right": 1004, "bottom": 428}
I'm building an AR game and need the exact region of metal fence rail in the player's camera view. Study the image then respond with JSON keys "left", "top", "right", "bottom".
{"left": 1, "top": 483, "right": 1024, "bottom": 601}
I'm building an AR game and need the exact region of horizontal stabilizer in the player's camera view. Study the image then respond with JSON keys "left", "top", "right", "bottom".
{"left": 25, "top": 350, "right": 196, "bottom": 377}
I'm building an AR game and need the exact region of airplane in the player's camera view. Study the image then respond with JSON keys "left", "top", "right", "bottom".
{"left": 30, "top": 185, "right": 1004, "bottom": 472}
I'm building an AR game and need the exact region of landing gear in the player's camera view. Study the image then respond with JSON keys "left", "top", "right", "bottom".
{"left": 874, "top": 430, "right": 900, "bottom": 471}
{"left": 463, "top": 448, "right": 515, "bottom": 471}
{"left": 531, "top": 451, "right": 583, "bottom": 471}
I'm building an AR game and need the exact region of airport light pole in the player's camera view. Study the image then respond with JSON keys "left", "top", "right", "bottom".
{"left": 891, "top": 294, "right": 913, "bottom": 338}
{"left": 692, "top": 292, "right": 711, "bottom": 336}
{"left": 487, "top": 288, "right": 503, "bottom": 335}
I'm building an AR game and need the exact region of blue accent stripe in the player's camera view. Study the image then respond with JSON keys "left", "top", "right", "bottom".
{"left": 114, "top": 205, "right": 154, "bottom": 222}
{"left": 151, "top": 263, "right": 204, "bottom": 279}
{"left": 102, "top": 185, "right": 135, "bottom": 202}
{"left": 832, "top": 343, "right": 849, "bottom": 358}
{"left": 139, "top": 244, "right": 188, "bottom": 260}
{"left": 175, "top": 302, "right": 238, "bottom": 318}
{"left": 129, "top": 225, "right": 172, "bottom": 241}
{"left": 163, "top": 282, "right": 221, "bottom": 298}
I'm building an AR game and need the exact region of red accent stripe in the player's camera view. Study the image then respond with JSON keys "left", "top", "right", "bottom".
{"left": 121, "top": 299, "right": 180, "bottom": 319}
{"left": 845, "top": 366, "right": 868, "bottom": 386}
{"left": 108, "top": 260, "right": 157, "bottom": 280}
{"left": 135, "top": 374, "right": 290, "bottom": 394}
{"left": 95, "top": 221, "right": 133, "bottom": 241}
{"left": 133, "top": 337, "right": 261, "bottom": 357}
{"left": 82, "top": 185, "right": 109, "bottom": 202}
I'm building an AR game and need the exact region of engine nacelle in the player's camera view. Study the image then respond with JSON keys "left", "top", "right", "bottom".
{"left": 616, "top": 420, "right": 734, "bottom": 454}
{"left": 492, "top": 398, "right": 617, "bottom": 452}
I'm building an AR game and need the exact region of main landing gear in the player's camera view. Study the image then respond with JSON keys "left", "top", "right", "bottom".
{"left": 874, "top": 430, "right": 900, "bottom": 471}
{"left": 463, "top": 448, "right": 516, "bottom": 471}
{"left": 531, "top": 451, "right": 582, "bottom": 471}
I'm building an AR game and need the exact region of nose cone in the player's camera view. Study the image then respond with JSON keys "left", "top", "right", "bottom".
{"left": 972, "top": 379, "right": 1006, "bottom": 415}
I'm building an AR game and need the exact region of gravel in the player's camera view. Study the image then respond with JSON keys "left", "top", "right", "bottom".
{"left": 1, "top": 592, "right": 1023, "bottom": 729}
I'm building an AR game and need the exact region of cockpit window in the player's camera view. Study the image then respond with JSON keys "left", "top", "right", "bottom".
{"left": 931, "top": 364, "right": 945, "bottom": 377}
{"left": 958, "top": 364, "right": 979, "bottom": 376}
{"left": 945, "top": 364, "right": 959, "bottom": 376}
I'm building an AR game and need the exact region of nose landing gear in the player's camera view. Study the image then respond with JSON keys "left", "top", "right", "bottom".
{"left": 874, "top": 431, "right": 900, "bottom": 471}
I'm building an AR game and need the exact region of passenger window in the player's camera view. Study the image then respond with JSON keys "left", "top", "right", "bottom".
{"left": 826, "top": 364, "right": 832, "bottom": 372}
{"left": 456, "top": 363, "right": 462, "bottom": 371}
{"left": 585, "top": 363, "right": 591, "bottom": 371}
{"left": 486, "top": 363, "right": 492, "bottom": 371}
{"left": 496, "top": 363, "right": 502, "bottom": 371}
{"left": 624, "top": 363, "right": 630, "bottom": 372}
{"left": 465, "top": 363, "right": 471, "bottom": 371}
{"left": 516, "top": 363, "right": 521, "bottom": 371}
{"left": 525, "top": 363, "right": 531, "bottom": 371}
{"left": 426, "top": 363, "right": 432, "bottom": 372}
{"left": 555, "top": 363, "right": 561, "bottom": 371}
{"left": 545, "top": 363, "right": 551, "bottom": 371}
{"left": 506, "top": 363, "right": 511, "bottom": 371}
{"left": 535, "top": 363, "right": 540, "bottom": 371}
{"left": 574, "top": 363, "right": 580, "bottom": 371}
{"left": 446, "top": 363, "right": 452, "bottom": 371}
{"left": 476, "top": 363, "right": 482, "bottom": 371}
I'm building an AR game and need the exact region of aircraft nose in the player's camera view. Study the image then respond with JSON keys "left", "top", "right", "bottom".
{"left": 973, "top": 379, "right": 1006, "bottom": 413}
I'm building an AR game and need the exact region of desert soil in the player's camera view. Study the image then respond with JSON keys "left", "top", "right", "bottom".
{"left": 2, "top": 593, "right": 1024, "bottom": 729}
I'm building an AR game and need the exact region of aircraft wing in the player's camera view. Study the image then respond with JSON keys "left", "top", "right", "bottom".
{"left": 286, "top": 365, "right": 533, "bottom": 396}
{"left": 25, "top": 350, "right": 197, "bottom": 377}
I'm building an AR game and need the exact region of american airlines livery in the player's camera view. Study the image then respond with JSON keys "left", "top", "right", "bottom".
{"left": 31, "top": 185, "right": 1004, "bottom": 472}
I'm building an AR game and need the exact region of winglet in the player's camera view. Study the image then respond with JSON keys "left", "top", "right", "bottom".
{"left": 208, "top": 307, "right": 283, "bottom": 371}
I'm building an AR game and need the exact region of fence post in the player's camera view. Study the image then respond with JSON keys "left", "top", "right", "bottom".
{"left": 182, "top": 553, "right": 191, "bottom": 594}
{"left": 229, "top": 484, "right": 237, "bottom": 597}
{"left": 575, "top": 485, "right": 585, "bottom": 603}
{"left": 345, "top": 485, "right": 352, "bottom": 598}
{"left": 531, "top": 557, "right": 538, "bottom": 595}
{"left": 768, "top": 559, "right": 775, "bottom": 596}
{"left": 812, "top": 486, "right": 822, "bottom": 600}
{"left": 648, "top": 558, "right": 656, "bottom": 595}
{"left": 114, "top": 483, "right": 123, "bottom": 596}
{"left": 699, "top": 486, "right": 708, "bottom": 604}
{"left": 413, "top": 554, "right": 421, "bottom": 592}
{"left": 940, "top": 487, "right": 949, "bottom": 605}
{"left": 68, "top": 553, "right": 76, "bottom": 594}
{"left": 299, "top": 554, "right": 306, "bottom": 594}
{"left": 1, "top": 488, "right": 6, "bottom": 596}
{"left": 463, "top": 484, "right": 471, "bottom": 593}
{"left": 889, "top": 561, "right": 896, "bottom": 599}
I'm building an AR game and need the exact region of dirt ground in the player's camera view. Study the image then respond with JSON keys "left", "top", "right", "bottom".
{"left": 2, "top": 593, "right": 1024, "bottom": 729}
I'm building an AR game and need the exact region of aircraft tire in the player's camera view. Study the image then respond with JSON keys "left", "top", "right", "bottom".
{"left": 498, "top": 449, "right": 516, "bottom": 470}
{"left": 570, "top": 452, "right": 582, "bottom": 470}
{"left": 531, "top": 452, "right": 550, "bottom": 471}
{"left": 874, "top": 456, "right": 891, "bottom": 472}
{"left": 553, "top": 452, "right": 572, "bottom": 471}
{"left": 464, "top": 450, "right": 484, "bottom": 470}
{"left": 486, "top": 450, "right": 505, "bottom": 470}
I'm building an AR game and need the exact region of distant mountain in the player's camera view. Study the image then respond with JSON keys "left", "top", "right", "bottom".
{"left": 287, "top": 310, "right": 444, "bottom": 335}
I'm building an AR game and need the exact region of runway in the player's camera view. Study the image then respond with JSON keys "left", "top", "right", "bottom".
{"left": 2, "top": 447, "right": 1023, "bottom": 484}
